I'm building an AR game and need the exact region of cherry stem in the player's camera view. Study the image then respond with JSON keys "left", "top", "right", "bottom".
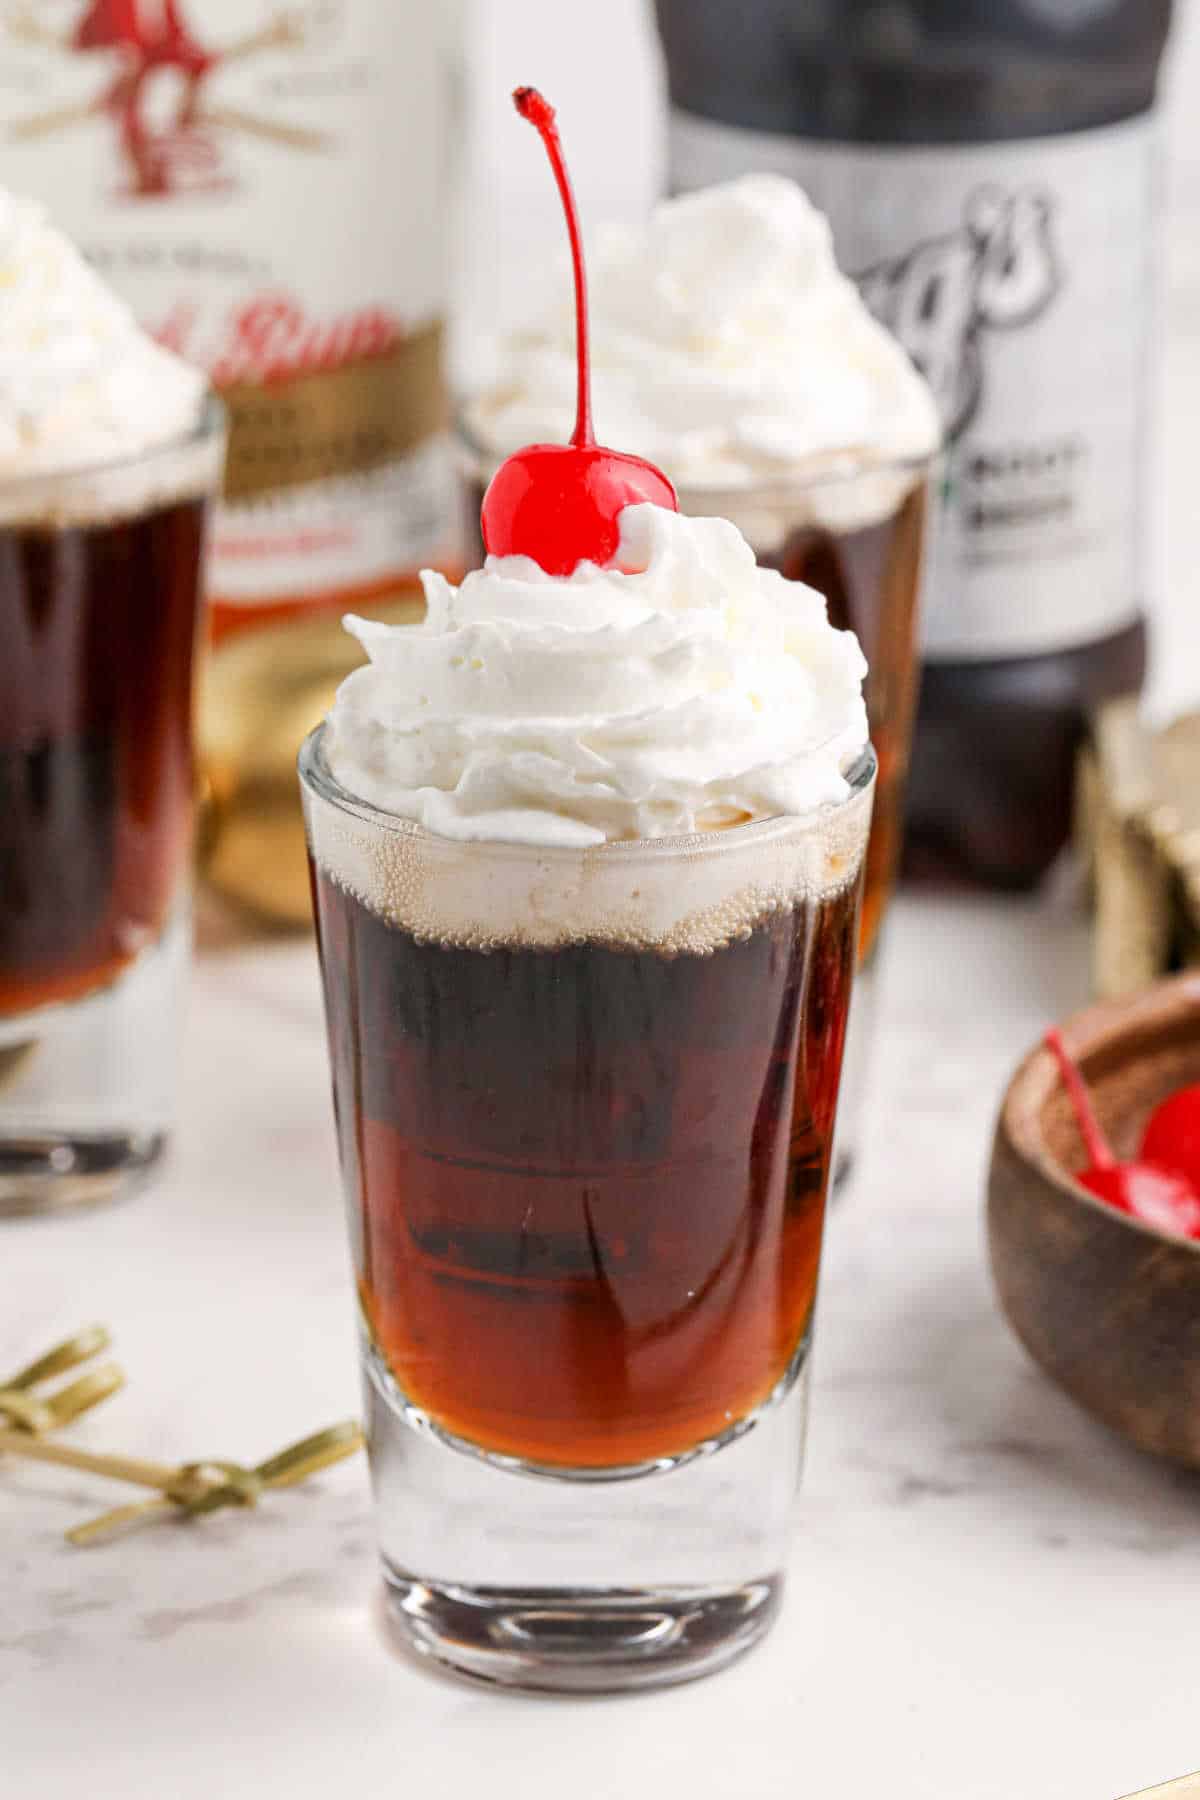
{"left": 1044, "top": 1028, "right": 1115, "bottom": 1171}
{"left": 513, "top": 86, "right": 594, "bottom": 451}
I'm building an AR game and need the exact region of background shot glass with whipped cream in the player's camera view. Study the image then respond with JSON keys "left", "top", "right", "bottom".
{"left": 0, "top": 192, "right": 223, "bottom": 1215}
{"left": 460, "top": 175, "right": 939, "bottom": 1177}
{"left": 301, "top": 502, "right": 875, "bottom": 1690}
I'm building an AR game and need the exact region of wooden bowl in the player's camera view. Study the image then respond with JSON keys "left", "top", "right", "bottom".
{"left": 988, "top": 971, "right": 1200, "bottom": 1468}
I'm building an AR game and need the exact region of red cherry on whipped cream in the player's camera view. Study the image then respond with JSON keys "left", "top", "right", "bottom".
{"left": 1045, "top": 1028, "right": 1200, "bottom": 1238}
{"left": 480, "top": 87, "right": 677, "bottom": 575}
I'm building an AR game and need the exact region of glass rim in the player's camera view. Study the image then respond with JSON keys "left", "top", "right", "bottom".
{"left": 298, "top": 721, "right": 876, "bottom": 867}
{"left": 0, "top": 391, "right": 225, "bottom": 503}
{"left": 453, "top": 403, "right": 937, "bottom": 507}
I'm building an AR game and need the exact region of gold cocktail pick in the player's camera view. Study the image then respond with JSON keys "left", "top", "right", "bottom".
{"left": 0, "top": 1418, "right": 364, "bottom": 1544}
{"left": 0, "top": 1325, "right": 124, "bottom": 1438}
{"left": 0, "top": 1328, "right": 364, "bottom": 1544}
{"left": 62, "top": 1419, "right": 365, "bottom": 1546}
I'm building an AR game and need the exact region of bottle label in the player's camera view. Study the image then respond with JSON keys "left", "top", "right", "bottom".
{"left": 669, "top": 110, "right": 1156, "bottom": 661}
{"left": 0, "top": 2, "right": 458, "bottom": 619}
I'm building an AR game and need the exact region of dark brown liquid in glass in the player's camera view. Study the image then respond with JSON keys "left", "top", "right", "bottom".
{"left": 0, "top": 496, "right": 207, "bottom": 1016}
{"left": 765, "top": 483, "right": 926, "bottom": 961}
{"left": 310, "top": 868, "right": 859, "bottom": 1469}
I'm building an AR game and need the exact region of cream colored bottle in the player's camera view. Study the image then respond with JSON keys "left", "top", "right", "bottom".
{"left": 0, "top": 1, "right": 462, "bottom": 922}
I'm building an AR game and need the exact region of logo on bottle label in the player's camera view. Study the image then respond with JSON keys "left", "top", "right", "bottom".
{"left": 669, "top": 110, "right": 1156, "bottom": 661}
{"left": 859, "top": 187, "right": 1061, "bottom": 443}
{"left": 0, "top": 0, "right": 457, "bottom": 617}
{"left": 4, "top": 2, "right": 345, "bottom": 199}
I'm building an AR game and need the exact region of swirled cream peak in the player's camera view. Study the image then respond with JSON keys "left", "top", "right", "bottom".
{"left": 0, "top": 188, "right": 206, "bottom": 481}
{"left": 467, "top": 174, "right": 939, "bottom": 493}
{"left": 325, "top": 502, "right": 868, "bottom": 848}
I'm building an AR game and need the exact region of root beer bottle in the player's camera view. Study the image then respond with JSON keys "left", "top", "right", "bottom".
{"left": 655, "top": 0, "right": 1174, "bottom": 888}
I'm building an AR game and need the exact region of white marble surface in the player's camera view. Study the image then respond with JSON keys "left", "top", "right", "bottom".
{"left": 3, "top": 892, "right": 1198, "bottom": 1800}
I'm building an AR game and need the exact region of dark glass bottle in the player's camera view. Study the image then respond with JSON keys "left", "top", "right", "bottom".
{"left": 655, "top": 0, "right": 1173, "bottom": 888}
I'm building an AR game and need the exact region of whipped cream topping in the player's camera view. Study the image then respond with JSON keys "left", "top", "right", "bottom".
{"left": 466, "top": 175, "right": 939, "bottom": 495}
{"left": 0, "top": 188, "right": 206, "bottom": 483}
{"left": 325, "top": 502, "right": 869, "bottom": 849}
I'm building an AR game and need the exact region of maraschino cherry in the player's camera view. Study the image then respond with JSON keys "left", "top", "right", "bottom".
{"left": 480, "top": 86, "right": 677, "bottom": 574}
{"left": 1044, "top": 1029, "right": 1200, "bottom": 1238}
{"left": 1139, "top": 1083, "right": 1200, "bottom": 1190}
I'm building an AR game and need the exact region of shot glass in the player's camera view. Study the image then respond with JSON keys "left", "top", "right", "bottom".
{"left": 457, "top": 426, "right": 932, "bottom": 1182}
{"left": 301, "top": 723, "right": 874, "bottom": 1691}
{"left": 0, "top": 401, "right": 224, "bottom": 1214}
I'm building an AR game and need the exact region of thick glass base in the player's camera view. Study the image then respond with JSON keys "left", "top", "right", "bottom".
{"left": 0, "top": 907, "right": 187, "bottom": 1218}
{"left": 363, "top": 1332, "right": 809, "bottom": 1693}
{"left": 383, "top": 1571, "right": 782, "bottom": 1693}
{"left": 0, "top": 1131, "right": 165, "bottom": 1218}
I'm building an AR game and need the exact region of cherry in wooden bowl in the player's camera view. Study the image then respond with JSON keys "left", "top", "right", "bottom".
{"left": 988, "top": 972, "right": 1200, "bottom": 1468}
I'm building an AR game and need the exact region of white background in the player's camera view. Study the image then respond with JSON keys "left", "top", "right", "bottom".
{"left": 456, "top": 0, "right": 1200, "bottom": 718}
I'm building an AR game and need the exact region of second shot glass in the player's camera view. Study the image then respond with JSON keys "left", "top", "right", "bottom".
{"left": 0, "top": 401, "right": 224, "bottom": 1214}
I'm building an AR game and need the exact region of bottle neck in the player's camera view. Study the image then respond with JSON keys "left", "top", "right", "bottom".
{"left": 655, "top": 0, "right": 1173, "bottom": 145}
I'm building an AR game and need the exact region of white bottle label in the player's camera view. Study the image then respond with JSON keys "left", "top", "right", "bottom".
{"left": 669, "top": 110, "right": 1156, "bottom": 661}
{"left": 0, "top": 1, "right": 458, "bottom": 612}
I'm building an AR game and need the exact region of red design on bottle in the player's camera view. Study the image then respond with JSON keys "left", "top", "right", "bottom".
{"left": 74, "top": 2, "right": 216, "bottom": 197}
{"left": 9, "top": 4, "right": 337, "bottom": 200}
{"left": 192, "top": 296, "right": 402, "bottom": 387}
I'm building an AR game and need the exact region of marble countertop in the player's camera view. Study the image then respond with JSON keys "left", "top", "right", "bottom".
{"left": 4, "top": 891, "right": 1197, "bottom": 1799}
